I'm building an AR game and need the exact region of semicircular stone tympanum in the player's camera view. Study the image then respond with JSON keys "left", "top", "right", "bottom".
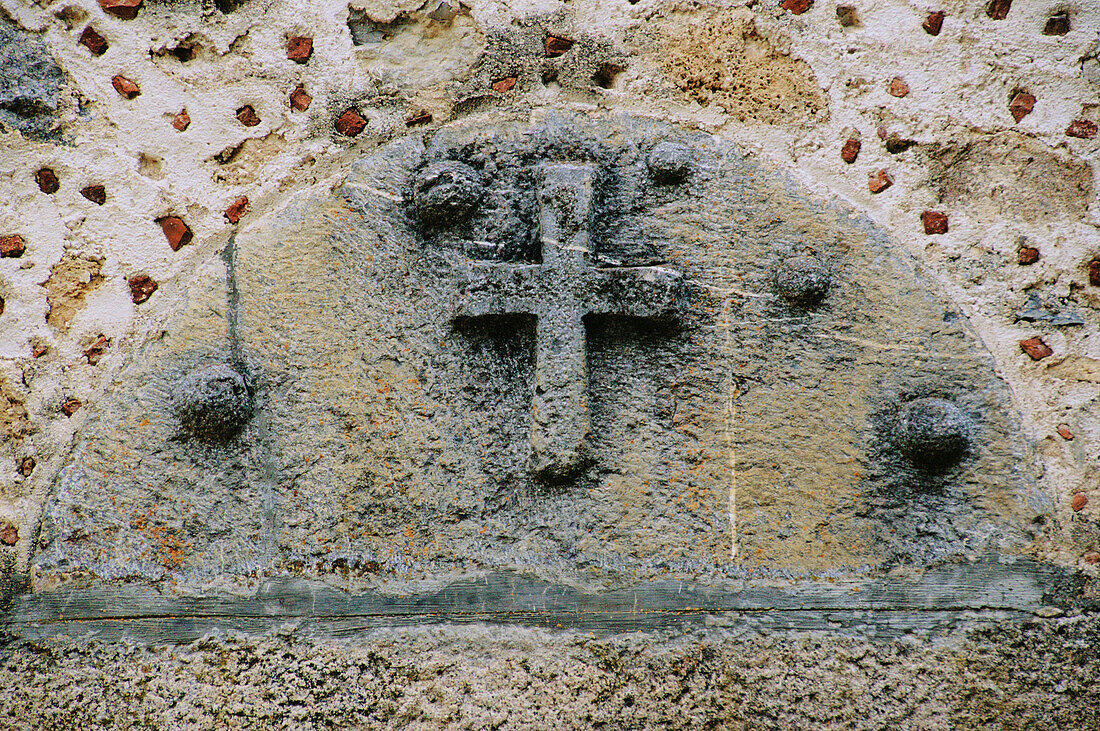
{"left": 35, "top": 114, "right": 1044, "bottom": 608}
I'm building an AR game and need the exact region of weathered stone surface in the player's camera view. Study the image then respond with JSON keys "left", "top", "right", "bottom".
{"left": 0, "top": 19, "right": 64, "bottom": 140}
{"left": 35, "top": 115, "right": 1042, "bottom": 601}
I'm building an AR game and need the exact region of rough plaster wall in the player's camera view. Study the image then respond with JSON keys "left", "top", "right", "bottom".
{"left": 2, "top": 0, "right": 1100, "bottom": 724}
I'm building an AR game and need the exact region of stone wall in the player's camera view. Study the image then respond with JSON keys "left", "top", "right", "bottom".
{"left": 2, "top": 0, "right": 1100, "bottom": 726}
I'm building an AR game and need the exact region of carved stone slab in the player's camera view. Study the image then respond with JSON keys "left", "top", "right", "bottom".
{"left": 30, "top": 115, "right": 1049, "bottom": 619}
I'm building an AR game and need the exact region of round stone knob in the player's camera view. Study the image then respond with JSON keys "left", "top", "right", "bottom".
{"left": 774, "top": 254, "right": 831, "bottom": 307}
{"left": 410, "top": 161, "right": 485, "bottom": 226}
{"left": 647, "top": 142, "right": 693, "bottom": 184}
{"left": 894, "top": 397, "right": 973, "bottom": 468}
{"left": 175, "top": 364, "right": 253, "bottom": 441}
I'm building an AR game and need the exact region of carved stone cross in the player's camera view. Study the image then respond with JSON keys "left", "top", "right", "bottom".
{"left": 452, "top": 163, "right": 685, "bottom": 481}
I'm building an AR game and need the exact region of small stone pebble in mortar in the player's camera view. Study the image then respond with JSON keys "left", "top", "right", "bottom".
{"left": 410, "top": 161, "right": 486, "bottom": 226}
{"left": 774, "top": 254, "right": 831, "bottom": 307}
{"left": 647, "top": 142, "right": 693, "bottom": 184}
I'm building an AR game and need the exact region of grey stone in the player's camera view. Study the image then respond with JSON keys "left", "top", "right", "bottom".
{"left": 774, "top": 253, "right": 831, "bottom": 306}
{"left": 0, "top": 19, "right": 64, "bottom": 140}
{"left": 409, "top": 160, "right": 486, "bottom": 226}
{"left": 174, "top": 363, "right": 254, "bottom": 440}
{"left": 894, "top": 397, "right": 973, "bottom": 469}
{"left": 646, "top": 141, "right": 693, "bottom": 183}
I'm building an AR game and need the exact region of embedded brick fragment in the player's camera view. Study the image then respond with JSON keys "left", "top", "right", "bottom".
{"left": 112, "top": 75, "right": 140, "bottom": 99}
{"left": 544, "top": 36, "right": 574, "bottom": 57}
{"left": 868, "top": 170, "right": 893, "bottom": 194}
{"left": 1072, "top": 493, "right": 1088, "bottom": 512}
{"left": 81, "top": 184, "right": 106, "bottom": 205}
{"left": 289, "top": 86, "right": 311, "bottom": 111}
{"left": 287, "top": 36, "right": 313, "bottom": 62}
{"left": 0, "top": 524, "right": 16, "bottom": 546}
{"left": 1089, "top": 259, "right": 1100, "bottom": 286}
{"left": 172, "top": 109, "right": 190, "bottom": 131}
{"left": 98, "top": 0, "right": 143, "bottom": 19}
{"left": 157, "top": 216, "right": 192, "bottom": 251}
{"left": 492, "top": 77, "right": 517, "bottom": 93}
{"left": 885, "top": 133, "right": 915, "bottom": 154}
{"left": 225, "top": 196, "right": 250, "bottom": 224}
{"left": 61, "top": 398, "right": 82, "bottom": 416}
{"left": 79, "top": 26, "right": 108, "bottom": 56}
{"left": 888, "top": 78, "right": 909, "bottom": 98}
{"left": 335, "top": 109, "right": 366, "bottom": 136}
{"left": 83, "top": 335, "right": 109, "bottom": 365}
{"left": 1066, "top": 120, "right": 1098, "bottom": 139}
{"left": 128, "top": 274, "right": 158, "bottom": 304}
{"left": 1043, "top": 13, "right": 1069, "bottom": 35}
{"left": 1008, "top": 92, "right": 1035, "bottom": 123}
{"left": 19, "top": 456, "right": 35, "bottom": 476}
{"left": 923, "top": 11, "right": 945, "bottom": 35}
{"left": 1086, "top": 551, "right": 1100, "bottom": 565}
{"left": 921, "top": 210, "right": 948, "bottom": 234}
{"left": 840, "top": 138, "right": 860, "bottom": 164}
{"left": 835, "top": 5, "right": 859, "bottom": 26}
{"left": 1017, "top": 246, "right": 1039, "bottom": 265}
{"left": 986, "top": 0, "right": 1011, "bottom": 20}
{"left": 236, "top": 105, "right": 260, "bottom": 127}
{"left": 35, "top": 168, "right": 59, "bottom": 194}
{"left": 406, "top": 111, "right": 432, "bottom": 127}
{"left": 781, "top": 0, "right": 813, "bottom": 14}
{"left": 1057, "top": 424, "right": 1074, "bottom": 440}
{"left": 1019, "top": 336, "right": 1052, "bottom": 361}
{"left": 0, "top": 235, "right": 25, "bottom": 258}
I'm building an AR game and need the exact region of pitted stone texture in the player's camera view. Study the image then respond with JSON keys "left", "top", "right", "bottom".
{"left": 774, "top": 254, "right": 831, "bottom": 307}
{"left": 174, "top": 364, "right": 254, "bottom": 441}
{"left": 39, "top": 115, "right": 1039, "bottom": 595}
{"left": 894, "top": 397, "right": 974, "bottom": 469}
{"left": 0, "top": 19, "right": 64, "bottom": 140}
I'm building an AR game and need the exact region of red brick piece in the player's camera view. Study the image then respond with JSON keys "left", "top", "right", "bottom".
{"left": 1020, "top": 336, "right": 1053, "bottom": 361}
{"left": 79, "top": 26, "right": 109, "bottom": 56}
{"left": 492, "top": 77, "right": 517, "bottom": 93}
{"left": 1008, "top": 92, "right": 1035, "bottom": 123}
{"left": 98, "top": 0, "right": 143, "bottom": 19}
{"left": 236, "top": 105, "right": 260, "bottom": 127}
{"left": 1066, "top": 120, "right": 1098, "bottom": 139}
{"left": 840, "top": 138, "right": 860, "bottom": 164}
{"left": 157, "top": 216, "right": 192, "bottom": 251}
{"left": 19, "top": 456, "right": 35, "bottom": 477}
{"left": 32, "top": 344, "right": 47, "bottom": 358}
{"left": 406, "top": 111, "right": 432, "bottom": 127}
{"left": 83, "top": 335, "right": 109, "bottom": 365}
{"left": 335, "top": 109, "right": 367, "bottom": 136}
{"left": 1043, "top": 13, "right": 1070, "bottom": 35}
{"left": 112, "top": 75, "right": 141, "bottom": 99}
{"left": 1085, "top": 551, "right": 1100, "bottom": 565}
{"left": 0, "top": 524, "right": 17, "bottom": 546}
{"left": 128, "top": 274, "right": 158, "bottom": 304}
{"left": 0, "top": 235, "right": 25, "bottom": 258}
{"left": 923, "top": 11, "right": 945, "bottom": 35}
{"left": 868, "top": 169, "right": 893, "bottom": 194}
{"left": 921, "top": 210, "right": 948, "bottom": 234}
{"left": 225, "top": 196, "right": 250, "bottom": 224}
{"left": 287, "top": 36, "right": 313, "bottom": 63}
{"left": 1057, "top": 424, "right": 1074, "bottom": 440}
{"left": 986, "top": 0, "right": 1011, "bottom": 20}
{"left": 888, "top": 77, "right": 909, "bottom": 98}
{"left": 781, "top": 0, "right": 813, "bottom": 14}
{"left": 1089, "top": 260, "right": 1100, "bottom": 286}
{"left": 81, "top": 184, "right": 107, "bottom": 205}
{"left": 544, "top": 36, "right": 574, "bottom": 57}
{"left": 36, "top": 168, "right": 59, "bottom": 194}
{"left": 1072, "top": 493, "right": 1088, "bottom": 512}
{"left": 1017, "top": 246, "right": 1039, "bottom": 265}
{"left": 289, "top": 86, "right": 312, "bottom": 111}
{"left": 61, "top": 398, "right": 82, "bottom": 416}
{"left": 172, "top": 109, "right": 191, "bottom": 131}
